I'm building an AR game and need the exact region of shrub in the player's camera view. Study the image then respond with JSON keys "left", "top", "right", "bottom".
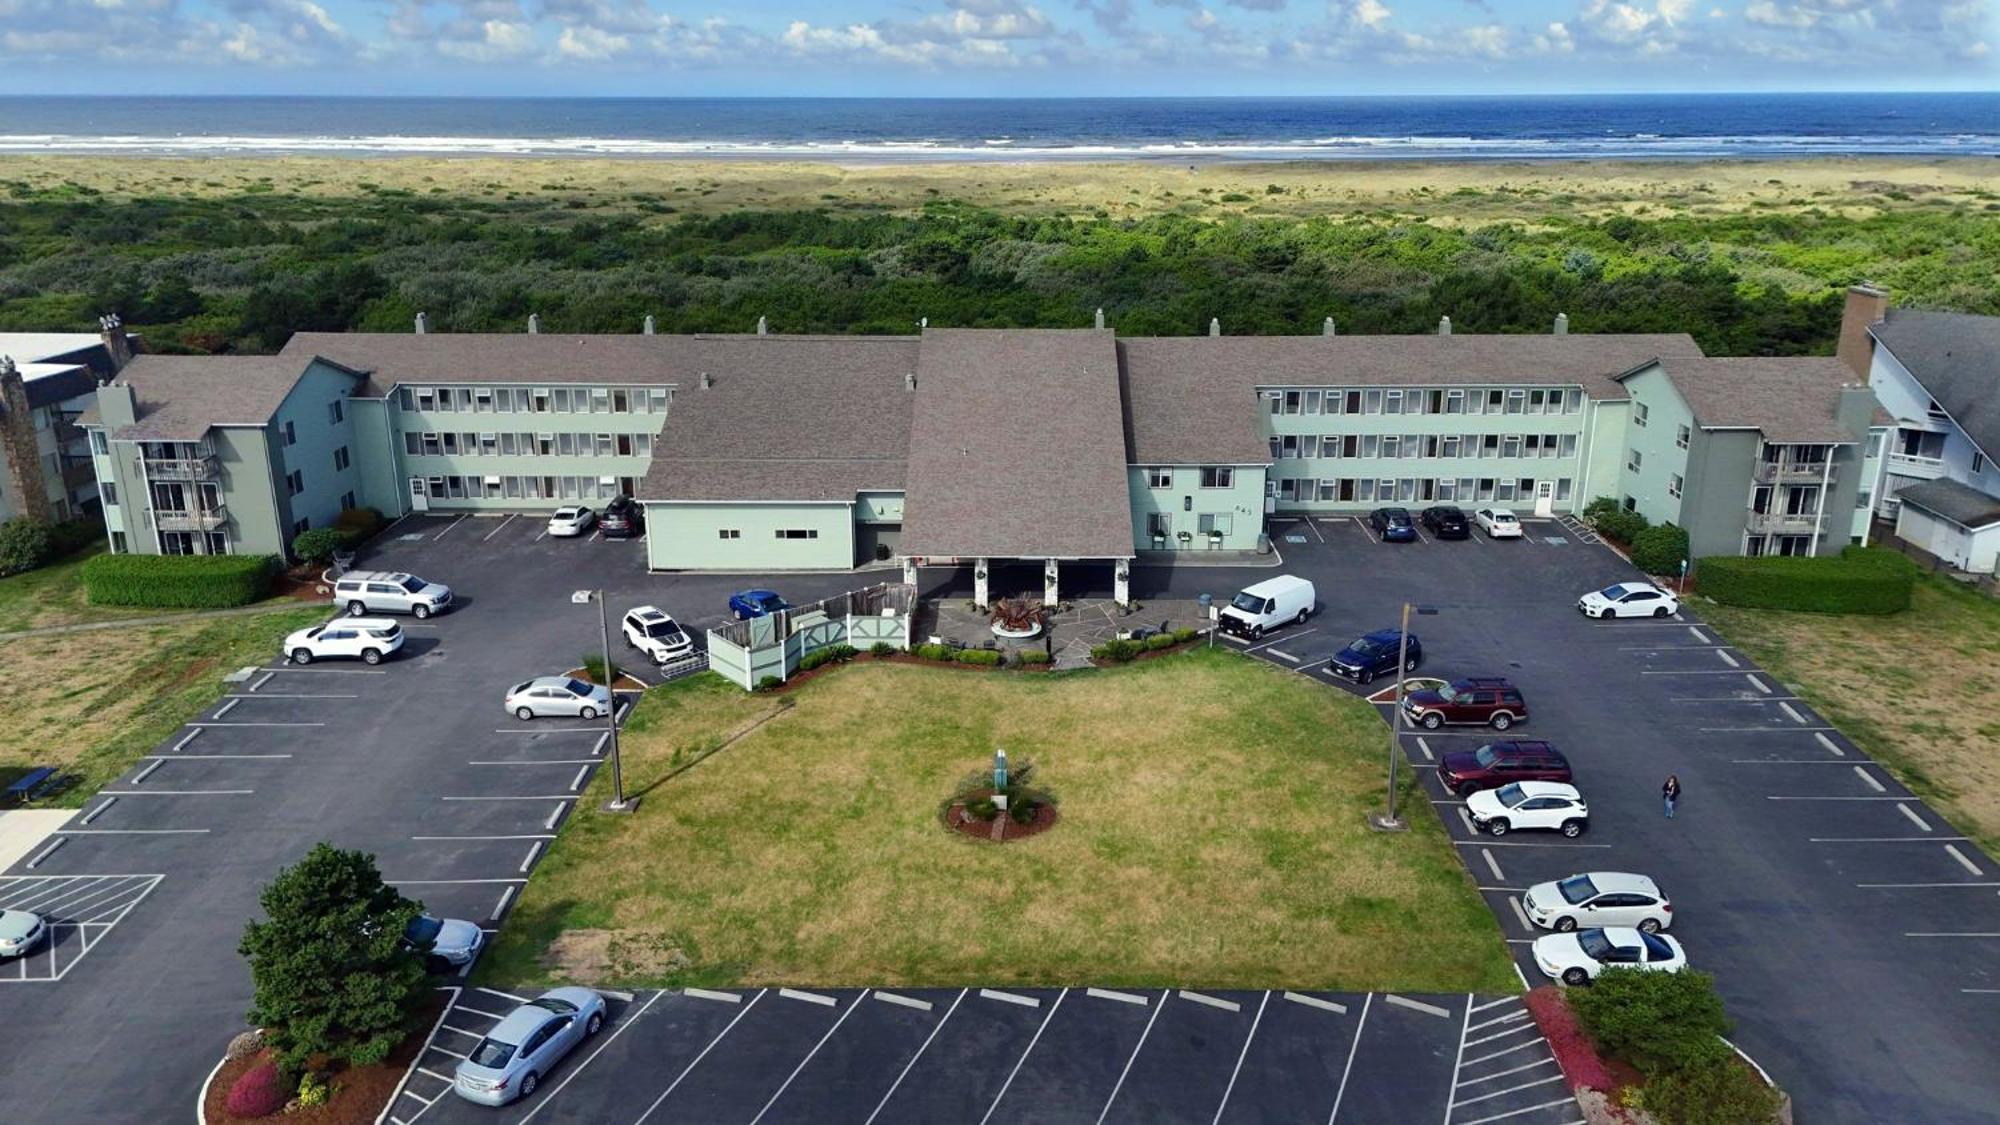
{"left": 965, "top": 796, "right": 998, "bottom": 821}
{"left": 1629, "top": 521, "right": 1689, "bottom": 577}
{"left": 294, "top": 1071, "right": 333, "bottom": 1109}
{"left": 1697, "top": 546, "right": 1916, "bottom": 614}
{"left": 869, "top": 642, "right": 897, "bottom": 659}
{"left": 1019, "top": 649, "right": 1051, "bottom": 665}
{"left": 1589, "top": 504, "right": 1650, "bottom": 545}
{"left": 578, "top": 654, "right": 626, "bottom": 684}
{"left": 225, "top": 1061, "right": 287, "bottom": 1118}
{"left": 0, "top": 517, "right": 53, "bottom": 575}
{"left": 1091, "top": 639, "right": 1141, "bottom": 663}
{"left": 1582, "top": 496, "right": 1623, "bottom": 524}
{"left": 291, "top": 527, "right": 350, "bottom": 566}
{"left": 1523, "top": 986, "right": 1617, "bottom": 1094}
{"left": 1145, "top": 633, "right": 1177, "bottom": 651}
{"left": 797, "top": 643, "right": 857, "bottom": 672}
{"left": 81, "top": 553, "right": 277, "bottom": 608}
{"left": 955, "top": 648, "right": 1003, "bottom": 666}
{"left": 1569, "top": 968, "right": 1731, "bottom": 1078}
{"left": 754, "top": 675, "right": 784, "bottom": 692}
{"left": 224, "top": 1029, "right": 267, "bottom": 1061}
{"left": 1171, "top": 627, "right": 1198, "bottom": 644}
{"left": 332, "top": 506, "right": 383, "bottom": 537}
{"left": 914, "top": 643, "right": 954, "bottom": 662}
{"left": 1640, "top": 1054, "right": 1782, "bottom": 1125}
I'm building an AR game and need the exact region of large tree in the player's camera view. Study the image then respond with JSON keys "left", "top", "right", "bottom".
{"left": 239, "top": 843, "right": 429, "bottom": 1072}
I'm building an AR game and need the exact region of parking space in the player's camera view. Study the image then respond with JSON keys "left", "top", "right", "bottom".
{"left": 0, "top": 873, "right": 163, "bottom": 982}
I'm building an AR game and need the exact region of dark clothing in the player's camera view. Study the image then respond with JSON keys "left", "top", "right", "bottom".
{"left": 1662, "top": 778, "right": 1681, "bottom": 818}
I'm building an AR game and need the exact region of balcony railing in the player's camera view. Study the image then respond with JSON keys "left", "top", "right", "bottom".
{"left": 1886, "top": 452, "right": 1946, "bottom": 480}
{"left": 1754, "top": 461, "right": 1835, "bottom": 484}
{"left": 142, "top": 454, "right": 220, "bottom": 481}
{"left": 1747, "top": 510, "right": 1820, "bottom": 534}
{"left": 153, "top": 506, "right": 227, "bottom": 532}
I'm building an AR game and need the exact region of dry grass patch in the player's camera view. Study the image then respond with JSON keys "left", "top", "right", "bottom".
{"left": 1700, "top": 577, "right": 2000, "bottom": 853}
{"left": 481, "top": 650, "right": 1513, "bottom": 993}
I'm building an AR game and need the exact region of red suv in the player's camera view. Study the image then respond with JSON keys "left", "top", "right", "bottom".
{"left": 1402, "top": 676, "right": 1528, "bottom": 731}
{"left": 1438, "top": 740, "right": 1569, "bottom": 796}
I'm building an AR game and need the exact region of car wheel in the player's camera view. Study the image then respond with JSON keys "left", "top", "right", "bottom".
{"left": 516, "top": 706, "right": 534, "bottom": 721}
{"left": 580, "top": 706, "right": 599, "bottom": 721}
{"left": 1491, "top": 713, "right": 1514, "bottom": 731}
{"left": 1294, "top": 609, "right": 1308, "bottom": 625}
{"left": 1356, "top": 668, "right": 1373, "bottom": 685}
{"left": 1487, "top": 819, "right": 1510, "bottom": 837}
{"left": 1250, "top": 624, "right": 1265, "bottom": 639}
{"left": 291, "top": 648, "right": 313, "bottom": 665}
{"left": 1561, "top": 819, "right": 1585, "bottom": 838}
{"left": 414, "top": 603, "right": 432, "bottom": 619}
{"left": 1554, "top": 916, "right": 1577, "bottom": 933}
{"left": 1421, "top": 712, "right": 1443, "bottom": 730}
{"left": 426, "top": 955, "right": 451, "bottom": 975}
{"left": 1404, "top": 655, "right": 1420, "bottom": 672}
{"left": 519, "top": 1072, "right": 539, "bottom": 1098}
{"left": 586, "top": 1012, "right": 604, "bottom": 1036}
{"left": 1653, "top": 606, "right": 1670, "bottom": 618}
{"left": 362, "top": 649, "right": 383, "bottom": 665}
{"left": 346, "top": 601, "right": 366, "bottom": 617}
{"left": 1638, "top": 918, "right": 1663, "bottom": 934}
{"left": 1456, "top": 781, "right": 1481, "bottom": 798}
{"left": 1562, "top": 968, "right": 1590, "bottom": 987}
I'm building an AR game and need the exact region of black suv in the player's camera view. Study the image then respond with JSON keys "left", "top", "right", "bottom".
{"left": 1420, "top": 505, "right": 1470, "bottom": 540}
{"left": 599, "top": 495, "right": 645, "bottom": 539}
{"left": 1326, "top": 629, "right": 1422, "bottom": 685}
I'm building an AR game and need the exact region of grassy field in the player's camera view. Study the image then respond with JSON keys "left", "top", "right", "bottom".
{"left": 478, "top": 649, "right": 1515, "bottom": 994}
{"left": 0, "top": 548, "right": 181, "bottom": 633}
{"left": 1700, "top": 577, "right": 2000, "bottom": 855}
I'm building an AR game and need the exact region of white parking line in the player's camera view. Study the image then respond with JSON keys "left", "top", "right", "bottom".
{"left": 569, "top": 765, "right": 590, "bottom": 792}
{"left": 411, "top": 834, "right": 556, "bottom": 841}
{"left": 1467, "top": 1009, "right": 1530, "bottom": 1034}
{"left": 1895, "top": 804, "right": 1932, "bottom": 832}
{"left": 1509, "top": 897, "right": 1533, "bottom": 931}
{"left": 1415, "top": 737, "right": 1434, "bottom": 761}
{"left": 983, "top": 988, "right": 1072, "bottom": 1125}
{"left": 1211, "top": 990, "right": 1269, "bottom": 1123}
{"left": 1458, "top": 1057, "right": 1555, "bottom": 1087}
{"left": 1383, "top": 994, "right": 1452, "bottom": 1018}
{"left": 1859, "top": 880, "right": 2000, "bottom": 888}
{"left": 1687, "top": 626, "right": 1708, "bottom": 642}
{"left": 1717, "top": 650, "right": 1740, "bottom": 667}
{"left": 1811, "top": 835, "right": 1970, "bottom": 843}
{"left": 1745, "top": 674, "right": 1770, "bottom": 694}
{"left": 1815, "top": 732, "right": 1846, "bottom": 757}
{"left": 489, "top": 886, "right": 515, "bottom": 921}
{"left": 433, "top": 514, "right": 469, "bottom": 540}
{"left": 1457, "top": 1075, "right": 1565, "bottom": 1109}
{"left": 1944, "top": 845, "right": 1984, "bottom": 876}
{"left": 752, "top": 992, "right": 866, "bottom": 1124}
{"left": 1906, "top": 932, "right": 2000, "bottom": 939}
{"left": 1087, "top": 987, "right": 1149, "bottom": 1005}
{"left": 482, "top": 514, "right": 518, "bottom": 542}
{"left": 1778, "top": 702, "right": 1807, "bottom": 724}
{"left": 1266, "top": 648, "right": 1301, "bottom": 663}
{"left": 1245, "top": 629, "right": 1315, "bottom": 654}
{"left": 212, "top": 699, "right": 239, "bottom": 719}
{"left": 1765, "top": 796, "right": 1911, "bottom": 801}
{"left": 865, "top": 989, "right": 967, "bottom": 1125}
{"left": 1458, "top": 840, "right": 1612, "bottom": 848}
{"left": 1700, "top": 726, "right": 1835, "bottom": 733}
{"left": 545, "top": 801, "right": 568, "bottom": 830}
{"left": 520, "top": 842, "right": 542, "bottom": 872}
{"left": 145, "top": 754, "right": 290, "bottom": 760}
{"left": 1327, "top": 993, "right": 1371, "bottom": 1123}
{"left": 98, "top": 789, "right": 253, "bottom": 796}
{"left": 1480, "top": 849, "right": 1505, "bottom": 881}
{"left": 1179, "top": 989, "right": 1241, "bottom": 1012}
{"left": 441, "top": 795, "right": 579, "bottom": 801}
{"left": 1459, "top": 1037, "right": 1547, "bottom": 1068}
{"left": 1097, "top": 989, "right": 1163, "bottom": 1124}
{"left": 1853, "top": 767, "right": 1886, "bottom": 793}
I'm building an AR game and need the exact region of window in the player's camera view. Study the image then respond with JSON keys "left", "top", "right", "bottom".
{"left": 323, "top": 399, "right": 342, "bottom": 426}
{"left": 1146, "top": 512, "right": 1171, "bottom": 539}
{"left": 1975, "top": 451, "right": 1988, "bottom": 475}
{"left": 1556, "top": 478, "right": 1573, "bottom": 502}
{"left": 333, "top": 446, "right": 350, "bottom": 472}
{"left": 291, "top": 518, "right": 308, "bottom": 537}
{"left": 91, "top": 429, "right": 108, "bottom": 455}
{"left": 1668, "top": 473, "right": 1683, "bottom": 499}
{"left": 1633, "top": 401, "right": 1649, "bottom": 427}
{"left": 1146, "top": 467, "right": 1173, "bottom": 489}
{"left": 649, "top": 388, "right": 670, "bottom": 413}
{"left": 1864, "top": 431, "right": 1882, "bottom": 459}
{"left": 434, "top": 388, "right": 456, "bottom": 413}
{"left": 595, "top": 433, "right": 615, "bottom": 456}
{"left": 1303, "top": 390, "right": 1321, "bottom": 415}
{"left": 1627, "top": 449, "right": 1643, "bottom": 473}
{"left": 1380, "top": 436, "right": 1400, "bottom": 459}
{"left": 1441, "top": 435, "right": 1461, "bottom": 458}
{"left": 282, "top": 420, "right": 297, "bottom": 446}
{"left": 1279, "top": 435, "right": 1299, "bottom": 459}
{"left": 286, "top": 469, "right": 304, "bottom": 496}
{"left": 422, "top": 432, "right": 441, "bottom": 456}
{"left": 473, "top": 389, "right": 493, "bottom": 412}
{"left": 494, "top": 388, "right": 515, "bottom": 413}
{"left": 1505, "top": 390, "right": 1525, "bottom": 414}
{"left": 441, "top": 432, "right": 460, "bottom": 455}
{"left": 1385, "top": 390, "right": 1403, "bottom": 414}
{"left": 1501, "top": 436, "right": 1522, "bottom": 459}
{"left": 1527, "top": 389, "right": 1547, "bottom": 415}
{"left": 774, "top": 529, "right": 819, "bottom": 540}
{"left": 101, "top": 482, "right": 118, "bottom": 506}
{"left": 1856, "top": 488, "right": 1872, "bottom": 510}
{"left": 340, "top": 490, "right": 355, "bottom": 509}
{"left": 634, "top": 433, "right": 652, "bottom": 456}
{"left": 1200, "top": 467, "right": 1235, "bottom": 489}
{"left": 1676, "top": 424, "right": 1691, "bottom": 450}
{"left": 1445, "top": 390, "right": 1465, "bottom": 415}
{"left": 1283, "top": 390, "right": 1301, "bottom": 415}
{"left": 1363, "top": 390, "right": 1383, "bottom": 414}
{"left": 531, "top": 389, "right": 551, "bottom": 413}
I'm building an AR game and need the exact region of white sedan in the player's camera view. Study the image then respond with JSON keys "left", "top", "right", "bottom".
{"left": 504, "top": 675, "right": 613, "bottom": 721}
{"left": 1523, "top": 872, "right": 1673, "bottom": 933}
{"left": 285, "top": 618, "right": 405, "bottom": 665}
{"left": 1467, "top": 781, "right": 1590, "bottom": 838}
{"left": 1533, "top": 926, "right": 1687, "bottom": 986}
{"left": 0, "top": 908, "right": 47, "bottom": 959}
{"left": 1475, "top": 508, "right": 1524, "bottom": 538}
{"left": 546, "top": 506, "right": 595, "bottom": 537}
{"left": 1578, "top": 581, "right": 1679, "bottom": 619}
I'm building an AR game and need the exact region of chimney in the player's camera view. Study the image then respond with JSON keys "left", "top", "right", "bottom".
{"left": 1438, "top": 316, "right": 1452, "bottom": 336}
{"left": 1553, "top": 313, "right": 1569, "bottom": 336}
{"left": 905, "top": 371, "right": 916, "bottom": 392}
{"left": 97, "top": 380, "right": 137, "bottom": 430}
{"left": 699, "top": 372, "right": 712, "bottom": 390}
{"left": 643, "top": 315, "right": 656, "bottom": 335}
{"left": 0, "top": 357, "right": 55, "bottom": 523}
{"left": 1208, "top": 317, "right": 1221, "bottom": 337}
{"left": 1838, "top": 283, "right": 1889, "bottom": 379}
{"left": 97, "top": 314, "right": 133, "bottom": 370}
{"left": 1094, "top": 308, "right": 1106, "bottom": 330}
{"left": 414, "top": 312, "right": 427, "bottom": 334}
{"left": 527, "top": 314, "right": 541, "bottom": 335}
{"left": 1323, "top": 317, "right": 1336, "bottom": 336}
{"left": 756, "top": 316, "right": 768, "bottom": 336}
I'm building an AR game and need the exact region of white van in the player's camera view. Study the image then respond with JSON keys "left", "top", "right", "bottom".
{"left": 1218, "top": 575, "right": 1316, "bottom": 639}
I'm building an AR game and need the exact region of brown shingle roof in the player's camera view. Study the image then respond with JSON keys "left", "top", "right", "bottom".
{"left": 83, "top": 354, "right": 354, "bottom": 441}
{"left": 900, "top": 328, "right": 1135, "bottom": 559}
{"left": 1117, "top": 333, "right": 1706, "bottom": 464}
{"left": 1635, "top": 357, "right": 1868, "bottom": 443}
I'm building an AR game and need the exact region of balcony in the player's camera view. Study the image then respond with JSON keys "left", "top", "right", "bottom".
{"left": 1746, "top": 510, "right": 1821, "bottom": 535}
{"left": 1754, "top": 461, "right": 1835, "bottom": 485}
{"left": 60, "top": 461, "right": 97, "bottom": 491}
{"left": 153, "top": 506, "right": 227, "bottom": 532}
{"left": 143, "top": 454, "right": 220, "bottom": 481}
{"left": 1885, "top": 452, "right": 1946, "bottom": 481}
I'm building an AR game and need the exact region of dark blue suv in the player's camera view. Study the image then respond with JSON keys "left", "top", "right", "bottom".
{"left": 1369, "top": 507, "right": 1418, "bottom": 542}
{"left": 728, "top": 589, "right": 791, "bottom": 620}
{"left": 1326, "top": 629, "right": 1422, "bottom": 685}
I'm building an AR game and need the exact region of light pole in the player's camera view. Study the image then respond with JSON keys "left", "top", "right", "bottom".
{"left": 575, "top": 589, "right": 634, "bottom": 813}
{"left": 1373, "top": 601, "right": 1437, "bottom": 832}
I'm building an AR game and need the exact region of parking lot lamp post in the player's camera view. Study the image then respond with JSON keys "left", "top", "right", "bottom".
{"left": 1375, "top": 603, "right": 1437, "bottom": 832}
{"left": 575, "top": 589, "right": 634, "bottom": 813}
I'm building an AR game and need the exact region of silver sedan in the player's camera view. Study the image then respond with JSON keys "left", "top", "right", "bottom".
{"left": 504, "top": 675, "right": 613, "bottom": 721}
{"left": 453, "top": 987, "right": 607, "bottom": 1106}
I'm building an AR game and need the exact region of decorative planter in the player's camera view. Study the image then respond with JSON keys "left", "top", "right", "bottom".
{"left": 991, "top": 622, "right": 1042, "bottom": 640}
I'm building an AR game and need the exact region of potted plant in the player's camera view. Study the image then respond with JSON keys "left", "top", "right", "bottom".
{"left": 1176, "top": 530, "right": 1193, "bottom": 548}
{"left": 1151, "top": 532, "right": 1167, "bottom": 549}
{"left": 1208, "top": 529, "right": 1225, "bottom": 548}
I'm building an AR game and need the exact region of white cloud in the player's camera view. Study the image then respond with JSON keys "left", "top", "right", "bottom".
{"left": 556, "top": 23, "right": 630, "bottom": 57}
{"left": 438, "top": 18, "right": 538, "bottom": 60}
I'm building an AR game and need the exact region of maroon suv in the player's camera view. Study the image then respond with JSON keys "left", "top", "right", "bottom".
{"left": 1402, "top": 676, "right": 1528, "bottom": 731}
{"left": 1438, "top": 740, "right": 1570, "bottom": 796}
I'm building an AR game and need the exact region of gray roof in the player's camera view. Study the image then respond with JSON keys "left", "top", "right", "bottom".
{"left": 1634, "top": 357, "right": 1866, "bottom": 444}
{"left": 1117, "top": 333, "right": 1705, "bottom": 464}
{"left": 1896, "top": 477, "right": 2000, "bottom": 531}
{"left": 81, "top": 355, "right": 357, "bottom": 441}
{"left": 636, "top": 337, "right": 917, "bottom": 503}
{"left": 1871, "top": 309, "right": 2000, "bottom": 460}
{"left": 900, "top": 328, "right": 1135, "bottom": 559}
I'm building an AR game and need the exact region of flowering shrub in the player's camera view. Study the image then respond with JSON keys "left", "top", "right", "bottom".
{"left": 224, "top": 1061, "right": 287, "bottom": 1118}
{"left": 1524, "top": 986, "right": 1618, "bottom": 1095}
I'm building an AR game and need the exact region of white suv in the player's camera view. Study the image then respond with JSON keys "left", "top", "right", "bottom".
{"left": 334, "top": 571, "right": 453, "bottom": 618}
{"left": 1466, "top": 781, "right": 1589, "bottom": 838}
{"left": 285, "top": 618, "right": 405, "bottom": 665}
{"left": 622, "top": 606, "right": 693, "bottom": 664}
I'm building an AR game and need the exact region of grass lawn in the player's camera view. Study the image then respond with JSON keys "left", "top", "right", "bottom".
{"left": 1700, "top": 577, "right": 2000, "bottom": 855}
{"left": 478, "top": 649, "right": 1516, "bottom": 994}
{"left": 0, "top": 547, "right": 177, "bottom": 633}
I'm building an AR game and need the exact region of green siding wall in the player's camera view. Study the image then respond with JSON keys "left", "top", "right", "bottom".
{"left": 225, "top": 427, "right": 288, "bottom": 557}
{"left": 1128, "top": 465, "right": 1267, "bottom": 551}
{"left": 388, "top": 388, "right": 666, "bottom": 510}
{"left": 270, "top": 362, "right": 366, "bottom": 538}
{"left": 347, "top": 398, "right": 404, "bottom": 517}
{"left": 644, "top": 502, "right": 854, "bottom": 570}
{"left": 1617, "top": 366, "right": 1694, "bottom": 529}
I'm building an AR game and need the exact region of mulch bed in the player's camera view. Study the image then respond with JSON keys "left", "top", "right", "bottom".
{"left": 942, "top": 790, "right": 1060, "bottom": 842}
{"left": 271, "top": 571, "right": 333, "bottom": 602}
{"left": 561, "top": 668, "right": 651, "bottom": 692}
{"left": 203, "top": 992, "right": 450, "bottom": 1125}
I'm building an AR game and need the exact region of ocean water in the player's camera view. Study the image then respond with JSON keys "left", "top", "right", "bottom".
{"left": 0, "top": 94, "right": 1995, "bottom": 161}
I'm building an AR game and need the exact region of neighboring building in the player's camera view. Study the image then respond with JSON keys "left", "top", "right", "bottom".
{"left": 0, "top": 318, "right": 136, "bottom": 523}
{"left": 77, "top": 312, "right": 1899, "bottom": 587}
{"left": 1843, "top": 285, "right": 2000, "bottom": 574}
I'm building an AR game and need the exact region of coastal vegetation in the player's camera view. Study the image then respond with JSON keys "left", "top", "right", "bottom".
{"left": 0, "top": 157, "right": 1995, "bottom": 356}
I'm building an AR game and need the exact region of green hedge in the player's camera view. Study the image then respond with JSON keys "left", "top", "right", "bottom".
{"left": 954, "top": 648, "right": 1003, "bottom": 666}
{"left": 1630, "top": 523, "right": 1690, "bottom": 577}
{"left": 798, "top": 643, "right": 858, "bottom": 672}
{"left": 1698, "top": 547, "right": 1916, "bottom": 615}
{"left": 81, "top": 553, "right": 279, "bottom": 608}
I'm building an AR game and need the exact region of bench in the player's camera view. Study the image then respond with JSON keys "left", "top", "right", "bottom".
{"left": 5, "top": 767, "right": 60, "bottom": 807}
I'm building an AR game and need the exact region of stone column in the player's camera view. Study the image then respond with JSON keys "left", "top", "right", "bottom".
{"left": 1043, "top": 558, "right": 1060, "bottom": 606}
{"left": 974, "top": 558, "right": 990, "bottom": 610}
{"left": 1114, "top": 558, "right": 1131, "bottom": 608}
{"left": 0, "top": 359, "right": 54, "bottom": 523}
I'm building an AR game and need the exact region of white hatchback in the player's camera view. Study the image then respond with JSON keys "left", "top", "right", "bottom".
{"left": 1475, "top": 508, "right": 1524, "bottom": 538}
{"left": 1466, "top": 781, "right": 1589, "bottom": 838}
{"left": 284, "top": 618, "right": 405, "bottom": 665}
{"left": 1578, "top": 581, "right": 1680, "bottom": 619}
{"left": 1533, "top": 926, "right": 1687, "bottom": 986}
{"left": 546, "top": 507, "right": 595, "bottom": 537}
{"left": 1523, "top": 872, "right": 1673, "bottom": 933}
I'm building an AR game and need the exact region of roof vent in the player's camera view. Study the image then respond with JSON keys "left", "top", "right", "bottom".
{"left": 1323, "top": 317, "right": 1336, "bottom": 337}
{"left": 905, "top": 372, "right": 916, "bottom": 392}
{"left": 0, "top": 355, "right": 15, "bottom": 377}
{"left": 1554, "top": 313, "right": 1569, "bottom": 336}
{"left": 643, "top": 315, "right": 656, "bottom": 335}
{"left": 527, "top": 314, "right": 540, "bottom": 335}
{"left": 1094, "top": 308, "right": 1106, "bottom": 330}
{"left": 756, "top": 316, "right": 768, "bottom": 336}
{"left": 1438, "top": 316, "right": 1452, "bottom": 337}
{"left": 699, "top": 372, "right": 712, "bottom": 390}
{"left": 1209, "top": 317, "right": 1221, "bottom": 337}
{"left": 414, "top": 312, "right": 428, "bottom": 335}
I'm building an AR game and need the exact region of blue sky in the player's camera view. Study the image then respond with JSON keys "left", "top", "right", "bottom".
{"left": 2, "top": 1, "right": 1993, "bottom": 96}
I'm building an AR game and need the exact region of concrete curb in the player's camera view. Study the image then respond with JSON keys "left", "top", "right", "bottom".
{"left": 375, "top": 985, "right": 462, "bottom": 1125}
{"left": 196, "top": 1049, "right": 228, "bottom": 1125}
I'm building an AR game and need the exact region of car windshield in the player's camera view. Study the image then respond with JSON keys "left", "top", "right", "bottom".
{"left": 1641, "top": 933, "right": 1675, "bottom": 960}
{"left": 1577, "top": 929, "right": 1614, "bottom": 959}
{"left": 404, "top": 915, "right": 442, "bottom": 944}
{"left": 1557, "top": 875, "right": 1599, "bottom": 905}
{"left": 398, "top": 576, "right": 427, "bottom": 593}
{"left": 469, "top": 1038, "right": 517, "bottom": 1068}
{"left": 529, "top": 997, "right": 579, "bottom": 1015}
{"left": 1349, "top": 636, "right": 1387, "bottom": 657}
{"left": 1473, "top": 745, "right": 1499, "bottom": 768}
{"left": 304, "top": 626, "right": 324, "bottom": 639}
{"left": 1495, "top": 782, "right": 1526, "bottom": 806}
{"left": 565, "top": 678, "right": 594, "bottom": 696}
{"left": 1228, "top": 592, "right": 1266, "bottom": 613}
{"left": 1599, "top": 584, "right": 1632, "bottom": 600}
{"left": 644, "top": 620, "right": 680, "bottom": 638}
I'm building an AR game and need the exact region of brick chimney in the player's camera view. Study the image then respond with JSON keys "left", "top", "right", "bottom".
{"left": 1838, "top": 283, "right": 1888, "bottom": 379}
{"left": 0, "top": 357, "right": 55, "bottom": 522}
{"left": 98, "top": 314, "right": 134, "bottom": 371}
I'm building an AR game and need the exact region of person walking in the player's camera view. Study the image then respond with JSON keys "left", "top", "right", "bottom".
{"left": 1662, "top": 774, "right": 1682, "bottom": 819}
